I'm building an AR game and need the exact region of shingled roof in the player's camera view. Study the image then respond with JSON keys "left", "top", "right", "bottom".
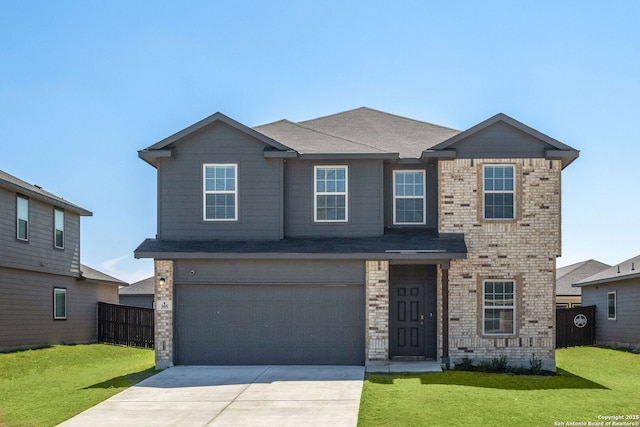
{"left": 0, "top": 169, "right": 92, "bottom": 216}
{"left": 573, "top": 254, "right": 640, "bottom": 287}
{"left": 255, "top": 107, "right": 460, "bottom": 158}
{"left": 556, "top": 259, "right": 610, "bottom": 295}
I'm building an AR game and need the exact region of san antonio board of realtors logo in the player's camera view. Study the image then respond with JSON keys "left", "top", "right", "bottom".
{"left": 573, "top": 314, "right": 588, "bottom": 328}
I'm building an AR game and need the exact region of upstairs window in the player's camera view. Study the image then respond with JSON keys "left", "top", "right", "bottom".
{"left": 203, "top": 164, "right": 238, "bottom": 221}
{"left": 17, "top": 195, "right": 29, "bottom": 241}
{"left": 607, "top": 292, "right": 616, "bottom": 320}
{"left": 54, "top": 209, "right": 65, "bottom": 249}
{"left": 483, "top": 280, "right": 515, "bottom": 335}
{"left": 53, "top": 288, "right": 67, "bottom": 320}
{"left": 393, "top": 170, "right": 426, "bottom": 224}
{"left": 314, "top": 166, "right": 348, "bottom": 222}
{"left": 484, "top": 165, "right": 515, "bottom": 220}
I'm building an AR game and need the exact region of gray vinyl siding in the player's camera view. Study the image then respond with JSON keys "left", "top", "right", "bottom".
{"left": 158, "top": 121, "right": 282, "bottom": 240}
{"left": 284, "top": 159, "right": 383, "bottom": 237}
{"left": 0, "top": 186, "right": 81, "bottom": 277}
{"left": 448, "top": 121, "right": 552, "bottom": 158}
{"left": 174, "top": 259, "right": 365, "bottom": 284}
{"left": 581, "top": 278, "right": 640, "bottom": 349}
{"left": 384, "top": 163, "right": 438, "bottom": 229}
{"left": 0, "top": 266, "right": 119, "bottom": 352}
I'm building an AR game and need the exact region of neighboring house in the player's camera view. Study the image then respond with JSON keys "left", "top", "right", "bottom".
{"left": 119, "top": 276, "right": 154, "bottom": 308}
{"left": 573, "top": 254, "right": 640, "bottom": 351}
{"left": 135, "top": 107, "right": 579, "bottom": 370}
{"left": 0, "top": 169, "right": 123, "bottom": 352}
{"left": 556, "top": 259, "right": 610, "bottom": 308}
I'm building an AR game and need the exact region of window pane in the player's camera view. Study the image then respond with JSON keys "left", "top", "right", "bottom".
{"left": 54, "top": 289, "right": 66, "bottom": 319}
{"left": 484, "top": 193, "right": 514, "bottom": 219}
{"left": 17, "top": 197, "right": 28, "bottom": 240}
{"left": 484, "top": 308, "right": 514, "bottom": 334}
{"left": 316, "top": 195, "right": 346, "bottom": 221}
{"left": 395, "top": 198, "right": 424, "bottom": 223}
{"left": 608, "top": 293, "right": 616, "bottom": 318}
{"left": 205, "top": 194, "right": 235, "bottom": 219}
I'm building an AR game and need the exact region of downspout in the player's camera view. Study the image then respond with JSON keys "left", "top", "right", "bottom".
{"left": 442, "top": 265, "right": 450, "bottom": 368}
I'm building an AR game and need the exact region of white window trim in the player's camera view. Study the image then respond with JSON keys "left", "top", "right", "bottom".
{"left": 483, "top": 164, "right": 516, "bottom": 220}
{"left": 393, "top": 170, "right": 427, "bottom": 225}
{"left": 17, "top": 195, "right": 29, "bottom": 241}
{"left": 203, "top": 164, "right": 238, "bottom": 222}
{"left": 54, "top": 208, "right": 64, "bottom": 249}
{"left": 607, "top": 291, "right": 617, "bottom": 320}
{"left": 314, "top": 165, "right": 348, "bottom": 223}
{"left": 482, "top": 279, "right": 516, "bottom": 335}
{"left": 53, "top": 288, "right": 67, "bottom": 320}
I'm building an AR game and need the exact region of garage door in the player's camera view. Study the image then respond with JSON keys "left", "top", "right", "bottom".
{"left": 174, "top": 283, "right": 365, "bottom": 365}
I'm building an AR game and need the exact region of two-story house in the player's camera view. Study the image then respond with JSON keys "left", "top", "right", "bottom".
{"left": 135, "top": 107, "right": 578, "bottom": 370}
{"left": 0, "top": 169, "right": 122, "bottom": 352}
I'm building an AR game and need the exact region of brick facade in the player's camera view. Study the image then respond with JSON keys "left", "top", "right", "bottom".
{"left": 439, "top": 158, "right": 561, "bottom": 370}
{"left": 154, "top": 260, "right": 174, "bottom": 370}
{"left": 366, "top": 260, "right": 389, "bottom": 362}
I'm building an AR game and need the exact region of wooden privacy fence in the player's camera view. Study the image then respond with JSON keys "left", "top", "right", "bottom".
{"left": 556, "top": 305, "right": 595, "bottom": 348}
{"left": 97, "top": 302, "right": 154, "bottom": 349}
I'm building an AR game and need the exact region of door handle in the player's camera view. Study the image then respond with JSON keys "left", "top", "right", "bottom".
{"left": 420, "top": 314, "right": 424, "bottom": 325}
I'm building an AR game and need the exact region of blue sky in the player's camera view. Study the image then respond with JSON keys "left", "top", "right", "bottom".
{"left": 1, "top": 1, "right": 639, "bottom": 283}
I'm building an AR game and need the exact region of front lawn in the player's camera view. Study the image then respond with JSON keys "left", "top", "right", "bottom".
{"left": 359, "top": 347, "right": 640, "bottom": 427}
{"left": 0, "top": 344, "right": 156, "bottom": 427}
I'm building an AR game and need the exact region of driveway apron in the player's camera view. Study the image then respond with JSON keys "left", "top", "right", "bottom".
{"left": 58, "top": 365, "right": 365, "bottom": 427}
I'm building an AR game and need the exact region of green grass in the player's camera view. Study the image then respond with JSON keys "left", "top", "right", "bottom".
{"left": 359, "top": 347, "right": 640, "bottom": 427}
{"left": 0, "top": 344, "right": 156, "bottom": 427}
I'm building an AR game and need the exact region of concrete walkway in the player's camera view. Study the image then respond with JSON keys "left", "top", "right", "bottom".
{"left": 58, "top": 365, "right": 365, "bottom": 427}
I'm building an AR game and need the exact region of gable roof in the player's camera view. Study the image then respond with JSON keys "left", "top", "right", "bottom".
{"left": 139, "top": 107, "right": 579, "bottom": 164}
{"left": 573, "top": 254, "right": 640, "bottom": 287}
{"left": 0, "top": 169, "right": 92, "bottom": 216}
{"left": 255, "top": 107, "right": 461, "bottom": 159}
{"left": 139, "top": 112, "right": 293, "bottom": 167}
{"left": 119, "top": 276, "right": 154, "bottom": 295}
{"left": 556, "top": 259, "right": 610, "bottom": 295}
{"left": 429, "top": 113, "right": 579, "bottom": 168}
{"left": 80, "top": 264, "right": 127, "bottom": 286}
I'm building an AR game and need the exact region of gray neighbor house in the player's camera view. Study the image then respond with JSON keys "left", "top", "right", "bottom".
{"left": 134, "top": 107, "right": 579, "bottom": 370}
{"left": 0, "top": 170, "right": 124, "bottom": 352}
{"left": 573, "top": 254, "right": 640, "bottom": 352}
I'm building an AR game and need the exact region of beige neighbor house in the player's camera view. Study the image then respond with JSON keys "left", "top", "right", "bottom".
{"left": 134, "top": 107, "right": 579, "bottom": 371}
{"left": 555, "top": 259, "right": 610, "bottom": 308}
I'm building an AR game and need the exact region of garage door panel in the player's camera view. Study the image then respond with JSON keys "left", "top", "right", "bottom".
{"left": 175, "top": 284, "right": 365, "bottom": 365}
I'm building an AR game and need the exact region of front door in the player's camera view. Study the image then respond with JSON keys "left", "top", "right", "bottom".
{"left": 389, "top": 265, "right": 437, "bottom": 360}
{"left": 390, "top": 282, "right": 425, "bottom": 357}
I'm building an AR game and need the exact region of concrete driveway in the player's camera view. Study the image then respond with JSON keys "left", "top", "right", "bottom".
{"left": 59, "top": 365, "right": 365, "bottom": 427}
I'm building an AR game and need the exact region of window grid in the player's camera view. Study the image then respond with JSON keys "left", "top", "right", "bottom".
{"left": 314, "top": 166, "right": 348, "bottom": 222}
{"left": 483, "top": 165, "right": 515, "bottom": 220}
{"left": 203, "top": 164, "right": 238, "bottom": 221}
{"left": 393, "top": 170, "right": 426, "bottom": 225}
{"left": 483, "top": 280, "right": 515, "bottom": 335}
{"left": 54, "top": 288, "right": 67, "bottom": 320}
{"left": 607, "top": 292, "right": 616, "bottom": 320}
{"left": 54, "top": 209, "right": 64, "bottom": 249}
{"left": 17, "top": 196, "right": 28, "bottom": 241}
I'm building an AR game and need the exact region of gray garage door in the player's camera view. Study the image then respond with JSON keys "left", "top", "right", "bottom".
{"left": 175, "top": 283, "right": 365, "bottom": 365}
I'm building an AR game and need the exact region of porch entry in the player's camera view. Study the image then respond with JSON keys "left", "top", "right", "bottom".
{"left": 389, "top": 265, "right": 437, "bottom": 360}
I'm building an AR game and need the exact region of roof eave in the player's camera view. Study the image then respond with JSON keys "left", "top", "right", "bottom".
{"left": 297, "top": 153, "right": 399, "bottom": 160}
{"left": 143, "top": 112, "right": 293, "bottom": 153}
{"left": 0, "top": 180, "right": 92, "bottom": 216}
{"left": 573, "top": 271, "right": 640, "bottom": 287}
{"left": 135, "top": 250, "right": 467, "bottom": 260}
{"left": 138, "top": 148, "right": 174, "bottom": 168}
{"left": 545, "top": 149, "right": 580, "bottom": 169}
